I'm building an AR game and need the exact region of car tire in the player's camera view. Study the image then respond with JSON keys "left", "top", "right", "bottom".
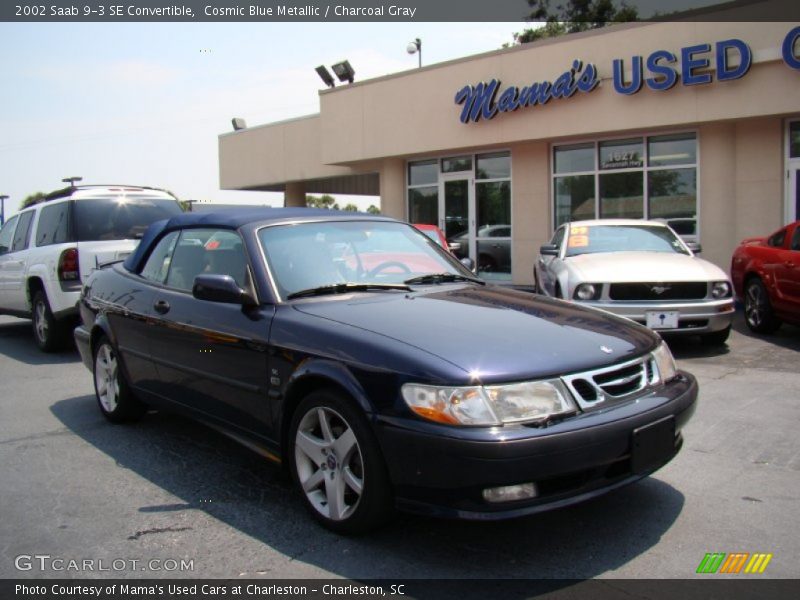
{"left": 701, "top": 325, "right": 731, "bottom": 346}
{"left": 32, "top": 290, "right": 66, "bottom": 352}
{"left": 289, "top": 389, "right": 393, "bottom": 534}
{"left": 93, "top": 336, "right": 146, "bottom": 423}
{"left": 744, "top": 278, "right": 781, "bottom": 334}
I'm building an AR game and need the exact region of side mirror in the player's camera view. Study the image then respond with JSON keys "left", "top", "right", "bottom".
{"left": 460, "top": 257, "right": 476, "bottom": 272}
{"left": 193, "top": 274, "right": 254, "bottom": 306}
{"left": 539, "top": 243, "right": 559, "bottom": 256}
{"left": 685, "top": 242, "right": 702, "bottom": 254}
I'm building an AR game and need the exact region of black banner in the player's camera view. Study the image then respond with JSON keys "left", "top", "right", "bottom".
{"left": 2, "top": 0, "right": 800, "bottom": 22}
{"left": 4, "top": 579, "right": 800, "bottom": 600}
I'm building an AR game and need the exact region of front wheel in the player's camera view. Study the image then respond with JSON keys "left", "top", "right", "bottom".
{"left": 744, "top": 278, "right": 781, "bottom": 334}
{"left": 289, "top": 390, "right": 393, "bottom": 534}
{"left": 93, "top": 336, "right": 146, "bottom": 423}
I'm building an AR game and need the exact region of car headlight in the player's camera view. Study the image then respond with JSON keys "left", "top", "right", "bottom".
{"left": 574, "top": 283, "right": 601, "bottom": 301}
{"left": 652, "top": 342, "right": 678, "bottom": 383}
{"left": 711, "top": 281, "right": 731, "bottom": 299}
{"left": 401, "top": 380, "right": 577, "bottom": 426}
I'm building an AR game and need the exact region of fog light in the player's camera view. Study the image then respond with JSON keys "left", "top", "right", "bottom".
{"left": 482, "top": 483, "right": 538, "bottom": 503}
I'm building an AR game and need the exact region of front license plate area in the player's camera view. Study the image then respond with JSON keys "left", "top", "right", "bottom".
{"left": 646, "top": 310, "right": 679, "bottom": 329}
{"left": 631, "top": 416, "right": 675, "bottom": 474}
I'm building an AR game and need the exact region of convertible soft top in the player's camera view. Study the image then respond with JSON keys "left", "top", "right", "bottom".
{"left": 123, "top": 207, "right": 392, "bottom": 273}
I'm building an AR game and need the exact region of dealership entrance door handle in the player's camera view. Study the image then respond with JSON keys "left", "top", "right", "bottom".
{"left": 153, "top": 299, "right": 170, "bottom": 314}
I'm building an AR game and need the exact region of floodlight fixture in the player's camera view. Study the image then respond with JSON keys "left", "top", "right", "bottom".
{"left": 232, "top": 118, "right": 247, "bottom": 131}
{"left": 407, "top": 38, "right": 422, "bottom": 68}
{"left": 331, "top": 60, "right": 355, "bottom": 84}
{"left": 62, "top": 176, "right": 83, "bottom": 188}
{"left": 315, "top": 65, "right": 336, "bottom": 88}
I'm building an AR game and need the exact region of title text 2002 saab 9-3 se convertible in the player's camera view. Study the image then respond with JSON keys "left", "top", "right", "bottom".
{"left": 74, "top": 209, "right": 697, "bottom": 533}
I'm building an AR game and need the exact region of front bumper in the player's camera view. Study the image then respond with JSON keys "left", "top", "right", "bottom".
{"left": 376, "top": 372, "right": 697, "bottom": 520}
{"left": 580, "top": 298, "right": 734, "bottom": 334}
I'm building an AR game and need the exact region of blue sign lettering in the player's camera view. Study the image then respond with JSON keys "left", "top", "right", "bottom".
{"left": 716, "top": 38, "right": 751, "bottom": 80}
{"left": 456, "top": 29, "right": 797, "bottom": 123}
{"left": 612, "top": 56, "right": 643, "bottom": 95}
{"left": 454, "top": 59, "right": 598, "bottom": 124}
{"left": 681, "top": 43, "right": 712, "bottom": 86}
{"left": 783, "top": 25, "right": 800, "bottom": 70}
{"left": 646, "top": 50, "right": 678, "bottom": 91}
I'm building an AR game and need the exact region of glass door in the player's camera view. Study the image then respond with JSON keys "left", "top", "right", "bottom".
{"left": 440, "top": 178, "right": 472, "bottom": 262}
{"left": 787, "top": 120, "right": 800, "bottom": 223}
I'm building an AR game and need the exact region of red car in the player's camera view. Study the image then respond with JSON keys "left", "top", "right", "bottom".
{"left": 731, "top": 220, "right": 800, "bottom": 333}
{"left": 413, "top": 224, "right": 452, "bottom": 253}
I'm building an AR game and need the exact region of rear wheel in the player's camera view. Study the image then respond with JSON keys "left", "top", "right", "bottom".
{"left": 93, "top": 336, "right": 146, "bottom": 423}
{"left": 744, "top": 278, "right": 781, "bottom": 334}
{"left": 32, "top": 290, "right": 67, "bottom": 352}
{"left": 289, "top": 390, "right": 393, "bottom": 534}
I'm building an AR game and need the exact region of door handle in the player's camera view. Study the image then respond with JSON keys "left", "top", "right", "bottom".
{"left": 786, "top": 261, "right": 796, "bottom": 268}
{"left": 153, "top": 299, "right": 170, "bottom": 314}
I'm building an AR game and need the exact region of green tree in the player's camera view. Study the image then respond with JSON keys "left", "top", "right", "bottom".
{"left": 20, "top": 192, "right": 46, "bottom": 209}
{"left": 511, "top": 0, "right": 637, "bottom": 45}
{"left": 366, "top": 204, "right": 381, "bottom": 215}
{"left": 342, "top": 203, "right": 359, "bottom": 212}
{"left": 306, "top": 194, "right": 340, "bottom": 210}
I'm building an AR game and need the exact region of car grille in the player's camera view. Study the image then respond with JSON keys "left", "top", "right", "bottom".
{"left": 608, "top": 282, "right": 707, "bottom": 301}
{"left": 562, "top": 355, "right": 658, "bottom": 409}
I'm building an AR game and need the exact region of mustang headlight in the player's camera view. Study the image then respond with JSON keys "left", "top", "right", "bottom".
{"left": 652, "top": 342, "right": 678, "bottom": 383}
{"left": 574, "top": 283, "right": 601, "bottom": 301}
{"left": 401, "top": 380, "right": 577, "bottom": 426}
{"left": 711, "top": 281, "right": 731, "bottom": 299}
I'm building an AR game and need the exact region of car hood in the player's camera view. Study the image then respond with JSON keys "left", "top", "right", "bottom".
{"left": 565, "top": 251, "right": 728, "bottom": 283}
{"left": 292, "top": 285, "right": 657, "bottom": 383}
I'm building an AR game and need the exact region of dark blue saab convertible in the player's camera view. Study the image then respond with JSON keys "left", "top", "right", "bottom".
{"left": 74, "top": 209, "right": 697, "bottom": 533}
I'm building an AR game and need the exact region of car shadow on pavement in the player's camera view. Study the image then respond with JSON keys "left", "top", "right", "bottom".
{"left": 51, "top": 394, "right": 686, "bottom": 584}
{"left": 0, "top": 318, "right": 79, "bottom": 365}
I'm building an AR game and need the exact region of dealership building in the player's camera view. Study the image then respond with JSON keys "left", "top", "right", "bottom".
{"left": 219, "top": 12, "right": 800, "bottom": 284}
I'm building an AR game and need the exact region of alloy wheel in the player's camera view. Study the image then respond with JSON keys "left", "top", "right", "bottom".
{"left": 745, "top": 281, "right": 766, "bottom": 329}
{"left": 95, "top": 344, "right": 120, "bottom": 413}
{"left": 34, "top": 300, "right": 49, "bottom": 344}
{"left": 294, "top": 406, "right": 364, "bottom": 522}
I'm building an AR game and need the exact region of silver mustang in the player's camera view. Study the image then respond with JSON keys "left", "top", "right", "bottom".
{"left": 534, "top": 219, "right": 735, "bottom": 344}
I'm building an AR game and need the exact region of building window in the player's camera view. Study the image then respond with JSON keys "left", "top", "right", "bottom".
{"left": 407, "top": 151, "right": 512, "bottom": 281}
{"left": 789, "top": 121, "right": 800, "bottom": 159}
{"left": 408, "top": 160, "right": 438, "bottom": 225}
{"left": 553, "top": 133, "right": 697, "bottom": 234}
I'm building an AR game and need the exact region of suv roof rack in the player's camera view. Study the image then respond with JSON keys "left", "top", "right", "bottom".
{"left": 44, "top": 184, "right": 178, "bottom": 202}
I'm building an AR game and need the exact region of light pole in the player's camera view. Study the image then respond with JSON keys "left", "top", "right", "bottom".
{"left": 62, "top": 176, "right": 82, "bottom": 188}
{"left": 407, "top": 38, "right": 422, "bottom": 68}
{"left": 0, "top": 195, "right": 7, "bottom": 226}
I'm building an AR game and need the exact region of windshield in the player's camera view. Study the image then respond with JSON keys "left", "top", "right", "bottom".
{"left": 565, "top": 224, "right": 689, "bottom": 258}
{"left": 259, "top": 221, "right": 470, "bottom": 299}
{"left": 74, "top": 197, "right": 183, "bottom": 242}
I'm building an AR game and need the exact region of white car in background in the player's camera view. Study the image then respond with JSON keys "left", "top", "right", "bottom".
{"left": 534, "top": 219, "right": 735, "bottom": 345}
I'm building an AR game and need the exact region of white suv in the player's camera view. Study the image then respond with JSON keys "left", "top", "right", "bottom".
{"left": 0, "top": 185, "right": 183, "bottom": 351}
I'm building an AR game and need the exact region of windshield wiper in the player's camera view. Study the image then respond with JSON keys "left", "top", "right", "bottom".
{"left": 403, "top": 272, "right": 485, "bottom": 285}
{"left": 287, "top": 282, "right": 412, "bottom": 300}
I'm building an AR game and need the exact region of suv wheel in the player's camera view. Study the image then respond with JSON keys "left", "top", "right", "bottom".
{"left": 32, "top": 290, "right": 65, "bottom": 352}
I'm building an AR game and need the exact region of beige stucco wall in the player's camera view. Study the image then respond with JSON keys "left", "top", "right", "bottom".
{"left": 218, "top": 17, "right": 799, "bottom": 282}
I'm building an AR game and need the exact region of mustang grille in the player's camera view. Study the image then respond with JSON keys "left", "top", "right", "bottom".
{"left": 608, "top": 282, "right": 707, "bottom": 301}
{"left": 562, "top": 355, "right": 658, "bottom": 409}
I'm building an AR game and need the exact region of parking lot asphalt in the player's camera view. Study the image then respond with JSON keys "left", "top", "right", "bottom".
{"left": 0, "top": 312, "right": 798, "bottom": 580}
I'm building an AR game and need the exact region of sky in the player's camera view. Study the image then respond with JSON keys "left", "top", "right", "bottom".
{"left": 0, "top": 21, "right": 538, "bottom": 216}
